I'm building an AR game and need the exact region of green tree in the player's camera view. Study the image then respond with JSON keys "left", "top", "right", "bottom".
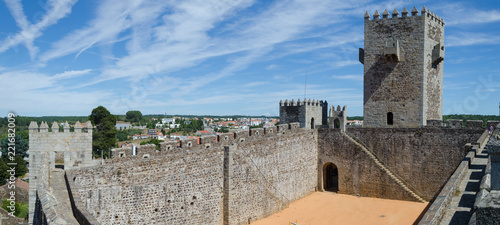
{"left": 126, "top": 110, "right": 143, "bottom": 123}
{"left": 140, "top": 138, "right": 161, "bottom": 150}
{"left": 12, "top": 156, "right": 27, "bottom": 178}
{"left": 1, "top": 199, "right": 28, "bottom": 218}
{"left": 117, "top": 130, "right": 128, "bottom": 141}
{"left": 0, "top": 160, "right": 8, "bottom": 186}
{"left": 0, "top": 134, "right": 29, "bottom": 159}
{"left": 89, "top": 106, "right": 117, "bottom": 158}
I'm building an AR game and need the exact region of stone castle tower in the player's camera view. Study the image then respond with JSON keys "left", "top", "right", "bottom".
{"left": 360, "top": 6, "right": 445, "bottom": 128}
{"left": 279, "top": 99, "right": 328, "bottom": 129}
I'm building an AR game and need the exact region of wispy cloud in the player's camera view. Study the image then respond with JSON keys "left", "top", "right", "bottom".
{"left": 52, "top": 69, "right": 92, "bottom": 80}
{"left": 0, "top": 0, "right": 77, "bottom": 59}
{"left": 432, "top": 2, "right": 500, "bottom": 26}
{"left": 447, "top": 32, "right": 500, "bottom": 47}
{"left": 0, "top": 70, "right": 112, "bottom": 116}
{"left": 332, "top": 74, "right": 363, "bottom": 81}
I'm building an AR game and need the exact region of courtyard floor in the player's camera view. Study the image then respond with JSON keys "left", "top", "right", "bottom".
{"left": 250, "top": 191, "right": 428, "bottom": 225}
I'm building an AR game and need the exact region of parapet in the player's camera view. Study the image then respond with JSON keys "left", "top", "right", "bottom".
{"left": 280, "top": 99, "right": 327, "bottom": 107}
{"left": 180, "top": 138, "right": 198, "bottom": 148}
{"left": 466, "top": 120, "right": 484, "bottom": 129}
{"left": 426, "top": 120, "right": 443, "bottom": 127}
{"left": 290, "top": 122, "right": 300, "bottom": 130}
{"left": 264, "top": 126, "right": 277, "bottom": 136}
{"left": 426, "top": 120, "right": 487, "bottom": 129}
{"left": 250, "top": 128, "right": 264, "bottom": 138}
{"left": 218, "top": 133, "right": 234, "bottom": 145}
{"left": 365, "top": 6, "right": 444, "bottom": 26}
{"left": 29, "top": 121, "right": 93, "bottom": 133}
{"left": 276, "top": 124, "right": 289, "bottom": 135}
{"left": 110, "top": 123, "right": 310, "bottom": 161}
{"left": 330, "top": 105, "right": 346, "bottom": 118}
{"left": 234, "top": 130, "right": 249, "bottom": 143}
{"left": 487, "top": 121, "right": 500, "bottom": 129}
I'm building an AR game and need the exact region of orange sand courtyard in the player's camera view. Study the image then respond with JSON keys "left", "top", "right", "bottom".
{"left": 251, "top": 192, "right": 428, "bottom": 225}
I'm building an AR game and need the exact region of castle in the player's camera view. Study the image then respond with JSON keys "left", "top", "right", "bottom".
{"left": 26, "top": 7, "right": 499, "bottom": 225}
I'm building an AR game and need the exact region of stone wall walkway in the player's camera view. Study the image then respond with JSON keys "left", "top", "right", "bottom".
{"left": 49, "top": 169, "right": 79, "bottom": 224}
{"left": 440, "top": 148, "right": 488, "bottom": 224}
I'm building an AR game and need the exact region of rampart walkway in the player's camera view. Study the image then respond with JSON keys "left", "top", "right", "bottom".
{"left": 440, "top": 147, "right": 488, "bottom": 224}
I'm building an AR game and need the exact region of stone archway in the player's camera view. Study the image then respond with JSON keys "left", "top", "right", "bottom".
{"left": 311, "top": 118, "right": 315, "bottom": 129}
{"left": 334, "top": 118, "right": 340, "bottom": 128}
{"left": 323, "top": 162, "right": 339, "bottom": 192}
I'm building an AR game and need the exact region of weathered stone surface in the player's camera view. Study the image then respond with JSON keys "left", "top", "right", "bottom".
{"left": 28, "top": 121, "right": 93, "bottom": 223}
{"left": 362, "top": 8, "right": 444, "bottom": 128}
{"left": 476, "top": 190, "right": 500, "bottom": 224}
{"left": 480, "top": 174, "right": 491, "bottom": 192}
{"left": 475, "top": 189, "right": 490, "bottom": 209}
{"left": 279, "top": 99, "right": 328, "bottom": 129}
{"left": 67, "top": 128, "right": 318, "bottom": 225}
{"left": 318, "top": 127, "right": 483, "bottom": 201}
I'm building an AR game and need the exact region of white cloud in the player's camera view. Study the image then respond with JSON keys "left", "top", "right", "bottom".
{"left": 332, "top": 74, "right": 363, "bottom": 81}
{"left": 431, "top": 3, "right": 500, "bottom": 26}
{"left": 266, "top": 64, "right": 278, "bottom": 70}
{"left": 447, "top": 32, "right": 500, "bottom": 47}
{"left": 52, "top": 69, "right": 92, "bottom": 80}
{"left": 0, "top": 69, "right": 112, "bottom": 116}
{"left": 332, "top": 60, "right": 359, "bottom": 68}
{"left": 243, "top": 81, "right": 270, "bottom": 88}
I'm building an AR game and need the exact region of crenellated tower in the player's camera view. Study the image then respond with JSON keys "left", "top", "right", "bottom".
{"left": 28, "top": 121, "right": 94, "bottom": 223}
{"left": 360, "top": 6, "right": 445, "bottom": 128}
{"left": 329, "top": 105, "right": 347, "bottom": 132}
{"left": 279, "top": 99, "right": 328, "bottom": 129}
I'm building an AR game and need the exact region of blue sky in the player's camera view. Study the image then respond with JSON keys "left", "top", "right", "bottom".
{"left": 0, "top": 0, "right": 499, "bottom": 117}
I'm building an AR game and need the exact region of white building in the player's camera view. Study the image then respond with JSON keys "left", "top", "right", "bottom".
{"left": 162, "top": 118, "right": 176, "bottom": 124}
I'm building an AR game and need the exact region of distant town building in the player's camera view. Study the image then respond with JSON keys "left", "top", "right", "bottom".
{"left": 196, "top": 130, "right": 212, "bottom": 136}
{"left": 115, "top": 122, "right": 131, "bottom": 130}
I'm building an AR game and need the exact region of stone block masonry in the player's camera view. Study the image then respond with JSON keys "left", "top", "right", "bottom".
{"left": 318, "top": 127, "right": 484, "bottom": 201}
{"left": 67, "top": 124, "right": 318, "bottom": 225}
{"left": 279, "top": 99, "right": 328, "bottom": 129}
{"left": 362, "top": 7, "right": 445, "bottom": 128}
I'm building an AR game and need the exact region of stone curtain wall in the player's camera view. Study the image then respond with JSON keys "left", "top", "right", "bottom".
{"left": 68, "top": 147, "right": 225, "bottom": 225}
{"left": 67, "top": 123, "right": 318, "bottom": 225}
{"left": 229, "top": 130, "right": 318, "bottom": 224}
{"left": 318, "top": 127, "right": 483, "bottom": 201}
{"left": 318, "top": 129, "right": 419, "bottom": 201}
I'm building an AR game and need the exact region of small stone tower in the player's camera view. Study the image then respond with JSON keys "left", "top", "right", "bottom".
{"left": 360, "top": 6, "right": 445, "bottom": 128}
{"left": 279, "top": 99, "right": 328, "bottom": 129}
{"left": 329, "top": 105, "right": 347, "bottom": 132}
{"left": 28, "top": 121, "right": 94, "bottom": 223}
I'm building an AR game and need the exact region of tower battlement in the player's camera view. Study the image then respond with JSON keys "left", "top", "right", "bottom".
{"left": 361, "top": 6, "right": 445, "bottom": 128}
{"left": 364, "top": 7, "right": 444, "bottom": 26}
{"left": 279, "top": 99, "right": 328, "bottom": 129}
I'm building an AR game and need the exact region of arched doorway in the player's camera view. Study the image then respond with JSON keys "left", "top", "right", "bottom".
{"left": 323, "top": 163, "right": 339, "bottom": 192}
{"left": 334, "top": 118, "right": 340, "bottom": 128}
{"left": 311, "top": 118, "right": 315, "bottom": 129}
